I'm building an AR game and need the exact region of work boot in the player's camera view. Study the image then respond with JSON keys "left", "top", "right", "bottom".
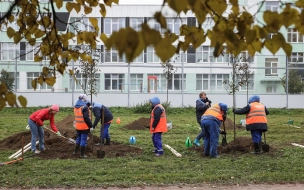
{"left": 259, "top": 142, "right": 264, "bottom": 153}
{"left": 193, "top": 139, "right": 200, "bottom": 146}
{"left": 104, "top": 138, "right": 110, "bottom": 145}
{"left": 80, "top": 146, "right": 87, "bottom": 158}
{"left": 251, "top": 143, "right": 260, "bottom": 154}
{"left": 73, "top": 144, "right": 80, "bottom": 155}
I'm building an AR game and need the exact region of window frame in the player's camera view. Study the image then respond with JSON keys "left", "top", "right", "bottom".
{"left": 104, "top": 73, "right": 125, "bottom": 91}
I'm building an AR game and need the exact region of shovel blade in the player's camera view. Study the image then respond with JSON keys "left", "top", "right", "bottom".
{"left": 97, "top": 150, "right": 105, "bottom": 158}
{"left": 221, "top": 137, "right": 227, "bottom": 147}
{"left": 262, "top": 144, "right": 270, "bottom": 152}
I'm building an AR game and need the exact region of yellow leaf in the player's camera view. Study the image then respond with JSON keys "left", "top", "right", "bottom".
{"left": 74, "top": 3, "right": 81, "bottom": 13}
{"left": 195, "top": 10, "right": 207, "bottom": 24}
{"left": 6, "top": 27, "right": 15, "bottom": 38}
{"left": 42, "top": 16, "right": 50, "bottom": 27}
{"left": 34, "top": 55, "right": 43, "bottom": 62}
{"left": 0, "top": 95, "right": 6, "bottom": 110}
{"left": 29, "top": 38, "right": 36, "bottom": 46}
{"left": 155, "top": 38, "right": 176, "bottom": 63}
{"left": 100, "top": 33, "right": 108, "bottom": 43}
{"left": 13, "top": 32, "right": 22, "bottom": 43}
{"left": 0, "top": 82, "right": 8, "bottom": 94}
{"left": 8, "top": 15, "right": 14, "bottom": 23}
{"left": 18, "top": 95, "right": 27, "bottom": 108}
{"left": 207, "top": 0, "right": 227, "bottom": 15}
{"left": 34, "top": 30, "right": 45, "bottom": 38}
{"left": 37, "top": 76, "right": 44, "bottom": 85}
{"left": 166, "top": 0, "right": 188, "bottom": 13}
{"left": 45, "top": 76, "right": 56, "bottom": 86}
{"left": 279, "top": 5, "right": 299, "bottom": 28}
{"left": 295, "top": 0, "right": 304, "bottom": 8}
{"left": 55, "top": 0, "right": 63, "bottom": 9}
{"left": 89, "top": 17, "right": 98, "bottom": 30}
{"left": 141, "top": 23, "right": 162, "bottom": 46}
{"left": 154, "top": 12, "right": 167, "bottom": 29}
{"left": 251, "top": 39, "right": 262, "bottom": 53}
{"left": 104, "top": 0, "right": 113, "bottom": 7}
{"left": 66, "top": 2, "right": 75, "bottom": 12}
{"left": 283, "top": 43, "right": 292, "bottom": 57}
{"left": 42, "top": 67, "right": 49, "bottom": 76}
{"left": 264, "top": 39, "right": 281, "bottom": 55}
{"left": 69, "top": 69, "right": 74, "bottom": 75}
{"left": 112, "top": 0, "right": 119, "bottom": 4}
{"left": 99, "top": 4, "right": 107, "bottom": 17}
{"left": 5, "top": 92, "right": 16, "bottom": 107}
{"left": 247, "top": 44, "right": 256, "bottom": 57}
{"left": 84, "top": 6, "right": 92, "bottom": 14}
{"left": 245, "top": 29, "right": 256, "bottom": 44}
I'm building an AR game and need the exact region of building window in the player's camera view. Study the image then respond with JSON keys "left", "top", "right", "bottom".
{"left": 69, "top": 73, "right": 100, "bottom": 91}
{"left": 147, "top": 46, "right": 160, "bottom": 63}
{"left": 197, "top": 17, "right": 214, "bottom": 30}
{"left": 1, "top": 43, "right": 19, "bottom": 61}
{"left": 266, "top": 86, "right": 277, "bottom": 93}
{"left": 147, "top": 74, "right": 166, "bottom": 92}
{"left": 147, "top": 17, "right": 186, "bottom": 35}
{"left": 131, "top": 52, "right": 144, "bottom": 63}
{"left": 196, "top": 74, "right": 229, "bottom": 91}
{"left": 130, "top": 74, "right": 143, "bottom": 91}
{"left": 105, "top": 47, "right": 125, "bottom": 63}
{"left": 27, "top": 72, "right": 52, "bottom": 90}
{"left": 287, "top": 28, "right": 303, "bottom": 43}
{"left": 265, "top": 1, "right": 279, "bottom": 11}
{"left": 196, "top": 46, "right": 229, "bottom": 63}
{"left": 26, "top": 43, "right": 40, "bottom": 61}
{"left": 167, "top": 18, "right": 186, "bottom": 35}
{"left": 104, "top": 18, "right": 126, "bottom": 35}
{"left": 168, "top": 74, "right": 186, "bottom": 90}
{"left": 288, "top": 52, "right": 304, "bottom": 63}
{"left": 69, "top": 17, "right": 101, "bottom": 33}
{"left": 104, "top": 74, "right": 125, "bottom": 91}
{"left": 265, "top": 58, "right": 278, "bottom": 76}
{"left": 238, "top": 74, "right": 254, "bottom": 91}
{"left": 130, "top": 18, "right": 144, "bottom": 31}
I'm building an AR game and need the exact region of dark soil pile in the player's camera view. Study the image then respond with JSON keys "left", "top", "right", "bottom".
{"left": 190, "top": 136, "right": 274, "bottom": 155}
{"left": 220, "top": 118, "right": 244, "bottom": 130}
{"left": 0, "top": 115, "right": 143, "bottom": 159}
{"left": 124, "top": 117, "right": 150, "bottom": 130}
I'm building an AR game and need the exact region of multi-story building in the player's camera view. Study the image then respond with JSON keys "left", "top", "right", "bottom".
{"left": 0, "top": 0, "right": 303, "bottom": 108}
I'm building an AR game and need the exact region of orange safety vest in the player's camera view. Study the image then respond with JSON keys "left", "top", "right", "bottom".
{"left": 150, "top": 104, "right": 167, "bottom": 133}
{"left": 74, "top": 106, "right": 90, "bottom": 130}
{"left": 246, "top": 102, "right": 267, "bottom": 125}
{"left": 202, "top": 103, "right": 224, "bottom": 121}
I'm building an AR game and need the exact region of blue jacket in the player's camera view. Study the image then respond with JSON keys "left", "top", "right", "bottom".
{"left": 74, "top": 100, "right": 93, "bottom": 133}
{"left": 91, "top": 102, "right": 113, "bottom": 128}
{"left": 196, "top": 98, "right": 209, "bottom": 124}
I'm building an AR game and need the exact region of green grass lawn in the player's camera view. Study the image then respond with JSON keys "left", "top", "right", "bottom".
{"left": 1, "top": 107, "right": 304, "bottom": 188}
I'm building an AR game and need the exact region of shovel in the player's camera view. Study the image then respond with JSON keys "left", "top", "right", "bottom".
{"left": 43, "top": 126, "right": 76, "bottom": 144}
{"left": 262, "top": 132, "right": 270, "bottom": 152}
{"left": 97, "top": 107, "right": 106, "bottom": 158}
{"left": 221, "top": 121, "right": 228, "bottom": 147}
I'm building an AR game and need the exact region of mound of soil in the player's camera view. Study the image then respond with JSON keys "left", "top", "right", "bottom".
{"left": 220, "top": 118, "right": 245, "bottom": 130}
{"left": 190, "top": 136, "right": 274, "bottom": 155}
{"left": 124, "top": 117, "right": 150, "bottom": 130}
{"left": 0, "top": 115, "right": 143, "bottom": 159}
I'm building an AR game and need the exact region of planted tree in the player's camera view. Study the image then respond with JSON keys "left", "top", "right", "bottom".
{"left": 0, "top": 69, "right": 15, "bottom": 92}
{"left": 161, "top": 57, "right": 178, "bottom": 104}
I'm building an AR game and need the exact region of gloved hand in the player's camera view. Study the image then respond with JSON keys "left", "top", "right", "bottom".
{"left": 220, "top": 130, "right": 226, "bottom": 135}
{"left": 56, "top": 131, "right": 61, "bottom": 136}
{"left": 90, "top": 128, "right": 94, "bottom": 132}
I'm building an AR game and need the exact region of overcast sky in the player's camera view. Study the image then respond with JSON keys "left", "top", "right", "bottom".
{"left": 118, "top": 0, "right": 163, "bottom": 5}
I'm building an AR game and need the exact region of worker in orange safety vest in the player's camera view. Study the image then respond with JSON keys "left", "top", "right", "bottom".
{"left": 233, "top": 95, "right": 269, "bottom": 154}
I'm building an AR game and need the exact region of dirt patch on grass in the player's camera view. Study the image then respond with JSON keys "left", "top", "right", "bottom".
{"left": 0, "top": 116, "right": 275, "bottom": 159}
{"left": 0, "top": 115, "right": 143, "bottom": 159}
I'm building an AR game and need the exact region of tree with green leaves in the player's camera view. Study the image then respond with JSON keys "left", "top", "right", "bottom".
{"left": 0, "top": 69, "right": 15, "bottom": 92}
{"left": 281, "top": 65, "right": 304, "bottom": 94}
{"left": 1, "top": 0, "right": 304, "bottom": 110}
